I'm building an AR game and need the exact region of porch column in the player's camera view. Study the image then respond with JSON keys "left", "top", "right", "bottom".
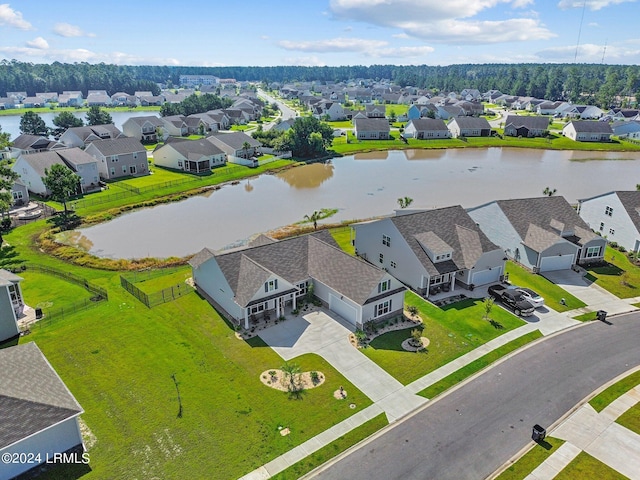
{"left": 450, "top": 274, "right": 456, "bottom": 292}
{"left": 292, "top": 294, "right": 297, "bottom": 311}
{"left": 244, "top": 308, "right": 249, "bottom": 329}
{"left": 276, "top": 297, "right": 281, "bottom": 318}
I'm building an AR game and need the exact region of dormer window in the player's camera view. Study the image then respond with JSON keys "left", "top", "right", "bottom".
{"left": 378, "top": 279, "right": 391, "bottom": 293}
{"left": 264, "top": 279, "right": 278, "bottom": 292}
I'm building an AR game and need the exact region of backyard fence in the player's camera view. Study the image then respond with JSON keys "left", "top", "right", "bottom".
{"left": 120, "top": 275, "right": 194, "bottom": 308}
{"left": 31, "top": 296, "right": 106, "bottom": 328}
{"left": 23, "top": 263, "right": 108, "bottom": 300}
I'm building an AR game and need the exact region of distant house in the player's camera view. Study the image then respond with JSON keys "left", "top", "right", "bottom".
{"left": 190, "top": 231, "right": 405, "bottom": 329}
{"left": 59, "top": 124, "right": 125, "bottom": 148}
{"left": 468, "top": 196, "right": 606, "bottom": 272}
{"left": 562, "top": 121, "right": 612, "bottom": 142}
{"left": 206, "top": 132, "right": 262, "bottom": 160}
{"left": 84, "top": 137, "right": 148, "bottom": 179}
{"left": 12, "top": 148, "right": 100, "bottom": 195}
{"left": 577, "top": 191, "right": 640, "bottom": 253}
{"left": 312, "top": 101, "right": 345, "bottom": 121}
{"left": 86, "top": 92, "right": 112, "bottom": 107}
{"left": 611, "top": 120, "right": 640, "bottom": 139}
{"left": 0, "top": 269, "right": 23, "bottom": 342}
{"left": 154, "top": 138, "right": 226, "bottom": 173}
{"left": 161, "top": 115, "right": 189, "bottom": 137}
{"left": 503, "top": 115, "right": 550, "bottom": 137}
{"left": 0, "top": 342, "right": 85, "bottom": 480}
{"left": 353, "top": 118, "right": 390, "bottom": 140}
{"left": 403, "top": 118, "right": 450, "bottom": 139}
{"left": 61, "top": 91, "right": 83, "bottom": 106}
{"left": 9, "top": 134, "right": 63, "bottom": 158}
{"left": 110, "top": 92, "right": 137, "bottom": 107}
{"left": 365, "top": 104, "right": 386, "bottom": 118}
{"left": 122, "top": 115, "right": 165, "bottom": 143}
{"left": 11, "top": 179, "right": 29, "bottom": 206}
{"left": 353, "top": 206, "right": 505, "bottom": 297}
{"left": 22, "top": 96, "right": 44, "bottom": 108}
{"left": 447, "top": 117, "right": 491, "bottom": 138}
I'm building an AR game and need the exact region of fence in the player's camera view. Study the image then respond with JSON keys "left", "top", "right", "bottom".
{"left": 120, "top": 275, "right": 194, "bottom": 308}
{"left": 23, "top": 264, "right": 108, "bottom": 300}
{"left": 9, "top": 202, "right": 57, "bottom": 228}
{"left": 32, "top": 296, "right": 106, "bottom": 328}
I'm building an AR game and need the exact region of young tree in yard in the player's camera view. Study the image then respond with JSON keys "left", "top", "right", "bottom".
{"left": 19, "top": 111, "right": 48, "bottom": 135}
{"left": 52, "top": 111, "right": 83, "bottom": 136}
{"left": 86, "top": 105, "right": 113, "bottom": 126}
{"left": 483, "top": 296, "right": 495, "bottom": 320}
{"left": 280, "top": 362, "right": 303, "bottom": 393}
{"left": 0, "top": 126, "right": 10, "bottom": 150}
{"left": 304, "top": 210, "right": 322, "bottom": 230}
{"left": 42, "top": 164, "right": 80, "bottom": 217}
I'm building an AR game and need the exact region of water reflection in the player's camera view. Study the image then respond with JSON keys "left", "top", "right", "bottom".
{"left": 276, "top": 162, "right": 334, "bottom": 188}
{"left": 354, "top": 151, "right": 389, "bottom": 160}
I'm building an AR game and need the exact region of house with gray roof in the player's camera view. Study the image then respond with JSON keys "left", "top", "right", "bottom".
{"left": 84, "top": 137, "right": 148, "bottom": 179}
{"left": 611, "top": 120, "right": 640, "bottom": 139}
{"left": 190, "top": 231, "right": 405, "bottom": 329}
{"left": 353, "top": 117, "right": 390, "bottom": 140}
{"left": 354, "top": 206, "right": 505, "bottom": 297}
{"left": 59, "top": 124, "right": 125, "bottom": 148}
{"left": 577, "top": 191, "right": 640, "bottom": 253}
{"left": 503, "top": 115, "right": 550, "bottom": 137}
{"left": 154, "top": 138, "right": 226, "bottom": 173}
{"left": 0, "top": 269, "right": 23, "bottom": 342}
{"left": 562, "top": 120, "right": 613, "bottom": 142}
{"left": 468, "top": 196, "right": 606, "bottom": 273}
{"left": 403, "top": 118, "right": 450, "bottom": 139}
{"left": 0, "top": 342, "right": 84, "bottom": 479}
{"left": 122, "top": 115, "right": 165, "bottom": 143}
{"left": 447, "top": 117, "right": 492, "bottom": 138}
{"left": 206, "top": 131, "right": 262, "bottom": 161}
{"left": 8, "top": 134, "right": 64, "bottom": 158}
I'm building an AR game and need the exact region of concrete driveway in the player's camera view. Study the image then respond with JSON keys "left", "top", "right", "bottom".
{"left": 542, "top": 269, "right": 638, "bottom": 316}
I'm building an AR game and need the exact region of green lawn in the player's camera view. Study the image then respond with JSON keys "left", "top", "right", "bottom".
{"left": 616, "top": 399, "right": 640, "bottom": 435}
{"left": 505, "top": 262, "right": 586, "bottom": 312}
{"left": 361, "top": 293, "right": 526, "bottom": 385}
{"left": 19, "top": 270, "right": 93, "bottom": 308}
{"left": 329, "top": 226, "right": 355, "bottom": 255}
{"left": 124, "top": 266, "right": 192, "bottom": 294}
{"left": 418, "top": 330, "right": 543, "bottom": 399}
{"left": 573, "top": 311, "right": 598, "bottom": 321}
{"left": 586, "top": 247, "right": 640, "bottom": 298}
{"left": 555, "top": 451, "right": 629, "bottom": 480}
{"left": 590, "top": 370, "right": 640, "bottom": 412}
{"left": 494, "top": 437, "right": 564, "bottom": 480}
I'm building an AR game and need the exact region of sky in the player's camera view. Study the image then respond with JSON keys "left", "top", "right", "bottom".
{"left": 1, "top": 0, "right": 639, "bottom": 67}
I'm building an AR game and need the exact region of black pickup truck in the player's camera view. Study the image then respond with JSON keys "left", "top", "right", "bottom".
{"left": 487, "top": 285, "right": 535, "bottom": 317}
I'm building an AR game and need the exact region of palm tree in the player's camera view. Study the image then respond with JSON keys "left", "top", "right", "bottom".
{"left": 304, "top": 210, "right": 321, "bottom": 230}
{"left": 280, "top": 362, "right": 302, "bottom": 393}
{"left": 397, "top": 196, "right": 414, "bottom": 209}
{"left": 242, "top": 141, "right": 251, "bottom": 159}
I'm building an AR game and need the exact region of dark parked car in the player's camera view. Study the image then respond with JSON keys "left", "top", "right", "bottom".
{"left": 488, "top": 284, "right": 535, "bottom": 316}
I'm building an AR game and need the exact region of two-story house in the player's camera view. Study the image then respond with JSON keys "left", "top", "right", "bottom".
{"left": 84, "top": 137, "right": 148, "bottom": 179}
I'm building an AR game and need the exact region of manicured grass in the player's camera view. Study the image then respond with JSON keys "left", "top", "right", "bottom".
{"left": 590, "top": 370, "right": 640, "bottom": 413}
{"left": 19, "top": 270, "right": 93, "bottom": 308}
{"left": 573, "top": 311, "right": 598, "bottom": 321}
{"left": 126, "top": 266, "right": 192, "bottom": 294}
{"left": 505, "top": 261, "right": 586, "bottom": 312}
{"left": 555, "top": 451, "right": 629, "bottom": 480}
{"left": 385, "top": 104, "right": 408, "bottom": 116}
{"left": 326, "top": 120, "right": 353, "bottom": 129}
{"left": 329, "top": 226, "right": 355, "bottom": 255}
{"left": 494, "top": 437, "right": 564, "bottom": 480}
{"left": 418, "top": 330, "right": 543, "bottom": 399}
{"left": 616, "top": 399, "right": 640, "bottom": 435}
{"left": 361, "top": 293, "right": 526, "bottom": 385}
{"left": 271, "top": 414, "right": 388, "bottom": 480}
{"left": 587, "top": 247, "right": 640, "bottom": 299}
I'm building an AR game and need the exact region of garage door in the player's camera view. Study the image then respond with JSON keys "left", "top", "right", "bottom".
{"left": 539, "top": 254, "right": 574, "bottom": 272}
{"left": 471, "top": 267, "right": 502, "bottom": 286}
{"left": 329, "top": 294, "right": 357, "bottom": 325}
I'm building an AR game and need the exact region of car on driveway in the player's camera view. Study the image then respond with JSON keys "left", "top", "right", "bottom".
{"left": 512, "top": 287, "right": 545, "bottom": 309}
{"left": 488, "top": 284, "right": 535, "bottom": 317}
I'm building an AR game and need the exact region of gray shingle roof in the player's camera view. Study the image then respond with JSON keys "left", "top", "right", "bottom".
{"left": 16, "top": 150, "right": 70, "bottom": 177}
{"left": 448, "top": 117, "right": 491, "bottom": 129}
{"left": 158, "top": 138, "right": 224, "bottom": 158}
{"left": 207, "top": 132, "right": 262, "bottom": 150}
{"left": 0, "top": 342, "right": 83, "bottom": 450}
{"left": 407, "top": 118, "right": 448, "bottom": 131}
{"left": 567, "top": 120, "right": 613, "bottom": 134}
{"left": 388, "top": 206, "right": 499, "bottom": 276}
{"left": 87, "top": 137, "right": 146, "bottom": 156}
{"left": 353, "top": 117, "right": 390, "bottom": 132}
{"left": 504, "top": 115, "right": 550, "bottom": 131}
{"left": 56, "top": 148, "right": 96, "bottom": 166}
{"left": 615, "top": 191, "right": 640, "bottom": 234}
{"left": 0, "top": 269, "right": 22, "bottom": 288}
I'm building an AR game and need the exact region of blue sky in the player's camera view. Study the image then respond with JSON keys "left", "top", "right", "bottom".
{"left": 1, "top": 0, "right": 639, "bottom": 66}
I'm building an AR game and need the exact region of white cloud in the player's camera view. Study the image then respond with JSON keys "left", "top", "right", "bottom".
{"left": 536, "top": 43, "right": 640, "bottom": 62}
{"left": 328, "top": 0, "right": 554, "bottom": 44}
{"left": 0, "top": 4, "right": 32, "bottom": 29}
{"left": 278, "top": 37, "right": 388, "bottom": 53}
{"left": 26, "top": 37, "right": 48, "bottom": 49}
{"left": 0, "top": 45, "right": 180, "bottom": 65}
{"left": 588, "top": 22, "right": 600, "bottom": 26}
{"left": 392, "top": 33, "right": 410, "bottom": 39}
{"left": 557, "top": 0, "right": 636, "bottom": 10}
{"left": 53, "top": 22, "right": 95, "bottom": 37}
{"left": 375, "top": 45, "right": 435, "bottom": 58}
{"left": 284, "top": 56, "right": 327, "bottom": 66}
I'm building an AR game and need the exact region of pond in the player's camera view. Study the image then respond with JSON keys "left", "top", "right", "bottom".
{"left": 61, "top": 148, "right": 640, "bottom": 259}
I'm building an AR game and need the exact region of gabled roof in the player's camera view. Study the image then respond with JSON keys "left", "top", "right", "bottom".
{"left": 0, "top": 342, "right": 83, "bottom": 450}
{"left": 448, "top": 117, "right": 491, "bottom": 129}
{"left": 0, "top": 269, "right": 23, "bottom": 288}
{"left": 56, "top": 147, "right": 96, "bottom": 166}
{"left": 124, "top": 115, "right": 164, "bottom": 127}
{"left": 566, "top": 120, "right": 613, "bottom": 134}
{"left": 11, "top": 134, "right": 52, "bottom": 150}
{"left": 86, "top": 137, "right": 146, "bottom": 156}
{"left": 353, "top": 117, "right": 390, "bottom": 131}
{"left": 15, "top": 150, "right": 72, "bottom": 177}
{"left": 504, "top": 115, "right": 549, "bottom": 130}
{"left": 207, "top": 132, "right": 262, "bottom": 150}
{"left": 613, "top": 191, "right": 640, "bottom": 234}
{"left": 385, "top": 205, "right": 500, "bottom": 276}
{"left": 156, "top": 138, "right": 224, "bottom": 157}
{"left": 406, "top": 118, "right": 448, "bottom": 131}
{"left": 63, "top": 124, "right": 123, "bottom": 142}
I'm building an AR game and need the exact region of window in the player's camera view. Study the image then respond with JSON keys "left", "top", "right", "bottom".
{"left": 110, "top": 167, "right": 116, "bottom": 176}
{"left": 122, "top": 165, "right": 127, "bottom": 173}
{"left": 382, "top": 234, "right": 391, "bottom": 247}
{"left": 12, "top": 191, "right": 23, "bottom": 200}
{"left": 605, "top": 206, "right": 613, "bottom": 217}
{"left": 130, "top": 165, "right": 137, "bottom": 174}
{"left": 375, "top": 299, "right": 392, "bottom": 317}
{"left": 599, "top": 222, "right": 604, "bottom": 231}
{"left": 133, "top": 152, "right": 138, "bottom": 159}
{"left": 264, "top": 279, "right": 278, "bottom": 292}
{"left": 390, "top": 261, "right": 397, "bottom": 268}
{"left": 378, "top": 279, "right": 391, "bottom": 293}
{"left": 111, "top": 155, "right": 118, "bottom": 162}
{"left": 178, "top": 161, "right": 183, "bottom": 167}
{"left": 250, "top": 303, "right": 265, "bottom": 314}
{"left": 609, "top": 228, "right": 615, "bottom": 235}
{"left": 297, "top": 281, "right": 308, "bottom": 296}
{"left": 379, "top": 253, "right": 384, "bottom": 263}
{"left": 585, "top": 246, "right": 602, "bottom": 258}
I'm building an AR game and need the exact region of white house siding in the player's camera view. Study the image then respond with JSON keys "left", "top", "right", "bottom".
{"left": 73, "top": 162, "right": 100, "bottom": 192}
{"left": 85, "top": 147, "right": 147, "bottom": 180}
{"left": 467, "top": 250, "right": 506, "bottom": 287}
{"left": 193, "top": 260, "right": 242, "bottom": 320}
{"left": 12, "top": 158, "right": 48, "bottom": 195}
{"left": 0, "top": 287, "right": 20, "bottom": 342}
{"left": 312, "top": 279, "right": 362, "bottom": 325}
{"left": 579, "top": 193, "right": 639, "bottom": 252}
{"left": 361, "top": 289, "right": 406, "bottom": 325}
{"left": 58, "top": 131, "right": 85, "bottom": 148}
{"left": 0, "top": 417, "right": 83, "bottom": 480}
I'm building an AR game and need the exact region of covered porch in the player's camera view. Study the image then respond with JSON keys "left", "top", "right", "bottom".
{"left": 241, "top": 288, "right": 302, "bottom": 330}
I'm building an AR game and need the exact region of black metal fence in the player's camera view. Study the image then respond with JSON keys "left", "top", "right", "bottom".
{"left": 9, "top": 202, "right": 57, "bottom": 228}
{"left": 120, "top": 275, "right": 194, "bottom": 308}
{"left": 32, "top": 296, "right": 106, "bottom": 328}
{"left": 23, "top": 264, "right": 108, "bottom": 300}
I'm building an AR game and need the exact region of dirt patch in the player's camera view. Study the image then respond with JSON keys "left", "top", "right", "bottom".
{"left": 260, "top": 369, "right": 325, "bottom": 391}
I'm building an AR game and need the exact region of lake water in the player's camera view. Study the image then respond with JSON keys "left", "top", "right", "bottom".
{"left": 62, "top": 148, "right": 640, "bottom": 259}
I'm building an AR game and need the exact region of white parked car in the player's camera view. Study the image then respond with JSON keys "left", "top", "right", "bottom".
{"left": 514, "top": 287, "right": 545, "bottom": 309}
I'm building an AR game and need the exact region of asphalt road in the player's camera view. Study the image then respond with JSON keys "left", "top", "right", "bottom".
{"left": 311, "top": 312, "right": 640, "bottom": 480}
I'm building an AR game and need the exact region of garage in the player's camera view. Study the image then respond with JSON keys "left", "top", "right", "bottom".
{"left": 539, "top": 254, "right": 574, "bottom": 272}
{"left": 329, "top": 294, "right": 358, "bottom": 326}
{"left": 471, "top": 266, "right": 502, "bottom": 286}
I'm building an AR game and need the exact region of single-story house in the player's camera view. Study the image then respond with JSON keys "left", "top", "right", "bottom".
{"left": 468, "top": 196, "right": 607, "bottom": 272}
{"left": 577, "top": 191, "right": 640, "bottom": 253}
{"left": 354, "top": 206, "right": 506, "bottom": 297}
{"left": 447, "top": 117, "right": 491, "bottom": 138}
{"left": 206, "top": 132, "right": 262, "bottom": 159}
{"left": 403, "top": 118, "right": 450, "bottom": 139}
{"left": 59, "top": 124, "right": 125, "bottom": 148}
{"left": 0, "top": 342, "right": 85, "bottom": 480}
{"left": 562, "top": 120, "right": 613, "bottom": 142}
{"left": 190, "top": 231, "right": 406, "bottom": 329}
{"left": 503, "top": 115, "right": 549, "bottom": 137}
{"left": 0, "top": 269, "right": 23, "bottom": 342}
{"left": 84, "top": 137, "right": 148, "bottom": 179}
{"left": 154, "top": 138, "right": 226, "bottom": 173}
{"left": 122, "top": 115, "right": 165, "bottom": 143}
{"left": 611, "top": 120, "right": 640, "bottom": 139}
{"left": 353, "top": 117, "right": 391, "bottom": 140}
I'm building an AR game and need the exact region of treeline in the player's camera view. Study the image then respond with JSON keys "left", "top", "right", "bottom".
{"left": 159, "top": 94, "right": 232, "bottom": 117}
{"left": 1, "top": 60, "right": 639, "bottom": 107}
